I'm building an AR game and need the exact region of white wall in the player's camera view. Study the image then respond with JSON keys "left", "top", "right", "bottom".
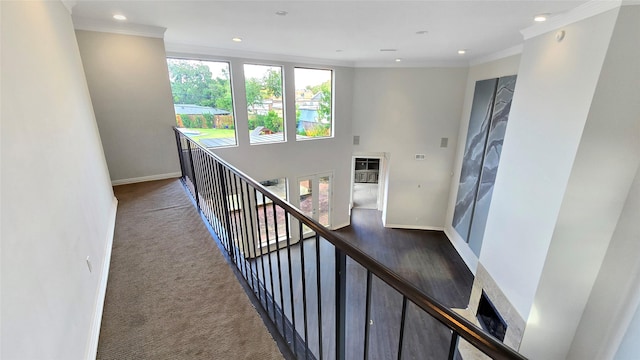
{"left": 1, "top": 2, "right": 117, "bottom": 359}
{"left": 535, "top": 5, "right": 639, "bottom": 359}
{"left": 444, "top": 54, "right": 521, "bottom": 273}
{"left": 478, "top": 8, "right": 619, "bottom": 323}
{"left": 75, "top": 30, "right": 180, "bottom": 184}
{"left": 570, "top": 165, "right": 640, "bottom": 360}
{"left": 520, "top": 8, "right": 639, "bottom": 357}
{"left": 616, "top": 305, "right": 640, "bottom": 359}
{"left": 351, "top": 67, "right": 467, "bottom": 229}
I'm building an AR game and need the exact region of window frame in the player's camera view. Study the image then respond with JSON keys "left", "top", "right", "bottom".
{"left": 243, "top": 63, "right": 287, "bottom": 145}
{"left": 294, "top": 66, "right": 335, "bottom": 141}
{"left": 166, "top": 56, "right": 239, "bottom": 149}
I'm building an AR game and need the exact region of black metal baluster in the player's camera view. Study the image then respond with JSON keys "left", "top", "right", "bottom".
{"left": 210, "top": 159, "right": 226, "bottom": 247}
{"left": 315, "top": 233, "right": 323, "bottom": 360}
{"left": 299, "top": 221, "right": 310, "bottom": 360}
{"left": 231, "top": 173, "right": 249, "bottom": 280}
{"left": 272, "top": 201, "right": 286, "bottom": 336}
{"left": 335, "top": 248, "right": 347, "bottom": 360}
{"left": 224, "top": 168, "right": 242, "bottom": 269}
{"left": 194, "top": 149, "right": 207, "bottom": 210}
{"left": 214, "top": 160, "right": 229, "bottom": 249}
{"left": 218, "top": 163, "right": 235, "bottom": 263}
{"left": 209, "top": 157, "right": 223, "bottom": 237}
{"left": 238, "top": 177, "right": 254, "bottom": 289}
{"left": 263, "top": 193, "right": 277, "bottom": 321}
{"left": 284, "top": 211, "right": 296, "bottom": 357}
{"left": 254, "top": 188, "right": 268, "bottom": 310}
{"left": 192, "top": 148, "right": 202, "bottom": 208}
{"left": 448, "top": 332, "right": 459, "bottom": 360}
{"left": 201, "top": 155, "right": 214, "bottom": 224}
{"left": 173, "top": 130, "right": 186, "bottom": 179}
{"left": 206, "top": 156, "right": 218, "bottom": 227}
{"left": 397, "top": 296, "right": 408, "bottom": 360}
{"left": 363, "top": 270, "right": 373, "bottom": 360}
{"left": 186, "top": 141, "right": 200, "bottom": 210}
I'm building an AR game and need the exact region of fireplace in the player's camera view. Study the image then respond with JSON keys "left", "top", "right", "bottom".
{"left": 476, "top": 291, "right": 507, "bottom": 342}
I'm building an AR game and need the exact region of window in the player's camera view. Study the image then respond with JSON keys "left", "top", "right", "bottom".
{"left": 167, "top": 58, "right": 236, "bottom": 148}
{"left": 244, "top": 64, "right": 285, "bottom": 144}
{"left": 294, "top": 68, "right": 333, "bottom": 140}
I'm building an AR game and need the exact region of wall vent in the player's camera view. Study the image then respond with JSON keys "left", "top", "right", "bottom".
{"left": 353, "top": 135, "right": 360, "bottom": 145}
{"left": 415, "top": 154, "right": 426, "bottom": 161}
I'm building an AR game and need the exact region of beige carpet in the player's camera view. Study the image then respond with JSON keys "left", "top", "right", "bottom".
{"left": 97, "top": 179, "right": 284, "bottom": 360}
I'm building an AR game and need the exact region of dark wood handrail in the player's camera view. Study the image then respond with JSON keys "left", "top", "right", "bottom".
{"left": 174, "top": 127, "right": 527, "bottom": 360}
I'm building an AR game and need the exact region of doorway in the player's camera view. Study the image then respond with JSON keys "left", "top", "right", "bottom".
{"left": 352, "top": 157, "right": 382, "bottom": 210}
{"left": 297, "top": 172, "right": 332, "bottom": 238}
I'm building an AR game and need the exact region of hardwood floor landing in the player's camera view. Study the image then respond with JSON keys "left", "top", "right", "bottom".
{"left": 247, "top": 208, "right": 474, "bottom": 359}
{"left": 336, "top": 208, "right": 473, "bottom": 308}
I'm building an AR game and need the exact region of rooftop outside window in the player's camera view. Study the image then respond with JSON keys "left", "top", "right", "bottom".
{"left": 295, "top": 68, "right": 333, "bottom": 140}
{"left": 167, "top": 58, "right": 237, "bottom": 148}
{"left": 244, "top": 64, "right": 285, "bottom": 145}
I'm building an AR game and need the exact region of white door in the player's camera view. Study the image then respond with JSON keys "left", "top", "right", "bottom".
{"left": 297, "top": 173, "right": 332, "bottom": 238}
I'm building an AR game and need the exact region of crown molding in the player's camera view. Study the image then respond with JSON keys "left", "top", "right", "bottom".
{"left": 468, "top": 44, "right": 523, "bottom": 67}
{"left": 165, "top": 42, "right": 471, "bottom": 69}
{"left": 72, "top": 16, "right": 166, "bottom": 39}
{"left": 165, "top": 42, "right": 355, "bottom": 68}
{"left": 521, "top": 0, "right": 622, "bottom": 40}
{"left": 61, "top": 1, "right": 76, "bottom": 14}
{"left": 353, "top": 59, "right": 468, "bottom": 68}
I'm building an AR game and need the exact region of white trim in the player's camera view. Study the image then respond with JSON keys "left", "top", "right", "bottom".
{"left": 444, "top": 227, "right": 478, "bottom": 274}
{"left": 521, "top": 0, "right": 622, "bottom": 40}
{"left": 165, "top": 42, "right": 354, "bottom": 68}
{"left": 61, "top": 1, "right": 76, "bottom": 14}
{"left": 85, "top": 196, "right": 118, "bottom": 360}
{"left": 353, "top": 59, "right": 468, "bottom": 68}
{"left": 384, "top": 223, "right": 444, "bottom": 231}
{"left": 331, "top": 222, "right": 350, "bottom": 231}
{"left": 72, "top": 16, "right": 166, "bottom": 39}
{"left": 111, "top": 172, "right": 181, "bottom": 186}
{"left": 469, "top": 45, "right": 524, "bottom": 67}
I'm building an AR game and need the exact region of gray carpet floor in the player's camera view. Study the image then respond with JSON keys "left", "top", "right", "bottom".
{"left": 97, "top": 179, "right": 284, "bottom": 359}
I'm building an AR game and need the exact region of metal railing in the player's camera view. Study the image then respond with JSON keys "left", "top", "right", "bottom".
{"left": 173, "top": 127, "right": 526, "bottom": 360}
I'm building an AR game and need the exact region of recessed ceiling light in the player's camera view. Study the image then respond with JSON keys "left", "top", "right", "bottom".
{"left": 458, "top": 49, "right": 467, "bottom": 55}
{"left": 534, "top": 14, "right": 549, "bottom": 22}
{"left": 380, "top": 49, "right": 397, "bottom": 52}
{"left": 395, "top": 58, "right": 402, "bottom": 62}
{"left": 113, "top": 14, "right": 127, "bottom": 21}
{"left": 415, "top": 30, "right": 428, "bottom": 35}
{"left": 275, "top": 10, "right": 288, "bottom": 16}
{"left": 232, "top": 37, "right": 242, "bottom": 42}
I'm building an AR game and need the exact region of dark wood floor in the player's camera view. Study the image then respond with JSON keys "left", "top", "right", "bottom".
{"left": 243, "top": 208, "right": 473, "bottom": 360}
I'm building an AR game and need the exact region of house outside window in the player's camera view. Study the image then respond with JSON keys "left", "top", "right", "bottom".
{"left": 244, "top": 64, "right": 285, "bottom": 145}
{"left": 167, "top": 58, "right": 237, "bottom": 148}
{"left": 294, "top": 68, "right": 333, "bottom": 140}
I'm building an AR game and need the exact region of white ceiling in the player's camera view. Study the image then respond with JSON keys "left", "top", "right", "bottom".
{"left": 70, "top": 1, "right": 591, "bottom": 67}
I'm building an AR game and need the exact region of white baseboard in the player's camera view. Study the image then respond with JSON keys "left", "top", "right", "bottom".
{"left": 384, "top": 223, "right": 444, "bottom": 231}
{"left": 444, "top": 227, "right": 478, "bottom": 275}
{"left": 331, "top": 222, "right": 350, "bottom": 230}
{"left": 86, "top": 196, "right": 118, "bottom": 360}
{"left": 111, "top": 172, "right": 181, "bottom": 186}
